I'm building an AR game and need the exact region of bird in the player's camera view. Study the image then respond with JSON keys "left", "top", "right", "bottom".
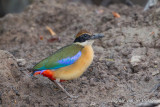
{"left": 31, "top": 30, "right": 104, "bottom": 98}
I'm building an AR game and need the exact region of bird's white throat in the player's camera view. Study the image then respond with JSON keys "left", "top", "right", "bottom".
{"left": 75, "top": 40, "right": 94, "bottom": 46}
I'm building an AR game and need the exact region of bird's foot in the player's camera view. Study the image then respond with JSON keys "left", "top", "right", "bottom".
{"left": 67, "top": 94, "right": 78, "bottom": 99}
{"left": 51, "top": 80, "right": 78, "bottom": 98}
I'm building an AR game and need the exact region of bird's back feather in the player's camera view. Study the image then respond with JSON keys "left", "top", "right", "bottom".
{"left": 33, "top": 44, "right": 84, "bottom": 73}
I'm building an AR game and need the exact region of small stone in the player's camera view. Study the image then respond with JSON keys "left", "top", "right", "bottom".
{"left": 81, "top": 76, "right": 87, "bottom": 81}
{"left": 153, "top": 60, "right": 158, "bottom": 65}
{"left": 130, "top": 56, "right": 142, "bottom": 67}
{"left": 90, "top": 102, "right": 96, "bottom": 106}
{"left": 16, "top": 59, "right": 26, "bottom": 67}
{"left": 152, "top": 70, "right": 160, "bottom": 76}
{"left": 90, "top": 78, "right": 96, "bottom": 86}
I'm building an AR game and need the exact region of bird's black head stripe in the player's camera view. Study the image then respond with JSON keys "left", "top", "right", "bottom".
{"left": 74, "top": 34, "right": 91, "bottom": 43}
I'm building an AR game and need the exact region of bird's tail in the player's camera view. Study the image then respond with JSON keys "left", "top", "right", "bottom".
{"left": 30, "top": 70, "right": 45, "bottom": 76}
{"left": 29, "top": 69, "right": 66, "bottom": 82}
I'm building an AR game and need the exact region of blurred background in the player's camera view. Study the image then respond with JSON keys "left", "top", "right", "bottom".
{"left": 0, "top": 0, "right": 158, "bottom": 17}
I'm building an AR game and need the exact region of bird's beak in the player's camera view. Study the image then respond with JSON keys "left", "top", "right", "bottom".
{"left": 90, "top": 33, "right": 104, "bottom": 40}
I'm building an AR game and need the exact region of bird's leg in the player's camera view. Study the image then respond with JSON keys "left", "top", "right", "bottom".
{"left": 50, "top": 79, "right": 78, "bottom": 98}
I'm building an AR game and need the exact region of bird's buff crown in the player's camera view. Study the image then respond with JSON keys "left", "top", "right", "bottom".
{"left": 75, "top": 30, "right": 92, "bottom": 38}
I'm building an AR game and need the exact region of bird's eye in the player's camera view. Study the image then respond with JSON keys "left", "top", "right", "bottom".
{"left": 84, "top": 34, "right": 87, "bottom": 37}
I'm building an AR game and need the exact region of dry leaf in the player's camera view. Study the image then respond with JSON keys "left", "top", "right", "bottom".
{"left": 47, "top": 37, "right": 59, "bottom": 42}
{"left": 46, "top": 26, "right": 56, "bottom": 36}
{"left": 39, "top": 36, "right": 43, "bottom": 40}
{"left": 112, "top": 11, "right": 120, "bottom": 18}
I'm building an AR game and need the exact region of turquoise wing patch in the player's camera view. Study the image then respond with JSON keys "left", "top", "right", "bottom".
{"left": 55, "top": 51, "right": 81, "bottom": 69}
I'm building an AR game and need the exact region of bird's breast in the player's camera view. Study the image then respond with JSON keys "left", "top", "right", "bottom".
{"left": 53, "top": 45, "right": 94, "bottom": 80}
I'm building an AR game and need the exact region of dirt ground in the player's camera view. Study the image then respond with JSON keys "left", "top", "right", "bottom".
{"left": 0, "top": 0, "right": 160, "bottom": 107}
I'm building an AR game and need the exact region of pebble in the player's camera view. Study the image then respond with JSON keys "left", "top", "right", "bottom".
{"left": 130, "top": 56, "right": 142, "bottom": 66}
{"left": 90, "top": 78, "right": 96, "bottom": 86}
{"left": 90, "top": 102, "right": 96, "bottom": 106}
{"left": 152, "top": 70, "right": 160, "bottom": 76}
{"left": 16, "top": 59, "right": 26, "bottom": 67}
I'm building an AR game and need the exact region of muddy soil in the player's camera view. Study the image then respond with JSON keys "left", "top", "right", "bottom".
{"left": 0, "top": 0, "right": 160, "bottom": 107}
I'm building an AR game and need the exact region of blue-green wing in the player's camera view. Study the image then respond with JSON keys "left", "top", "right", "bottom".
{"left": 33, "top": 44, "right": 84, "bottom": 71}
